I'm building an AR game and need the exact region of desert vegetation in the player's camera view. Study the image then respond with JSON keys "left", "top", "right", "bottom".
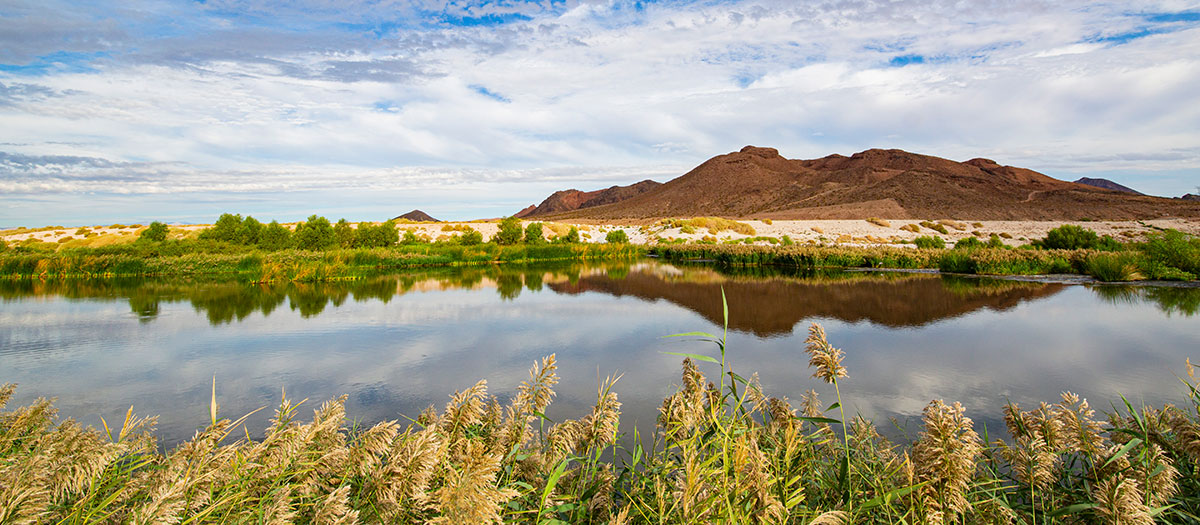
{"left": 2, "top": 318, "right": 1198, "bottom": 523}
{"left": 0, "top": 214, "right": 640, "bottom": 281}
{"left": 651, "top": 227, "right": 1200, "bottom": 282}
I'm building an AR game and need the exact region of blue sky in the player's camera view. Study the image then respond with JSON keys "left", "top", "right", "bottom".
{"left": 2, "top": 0, "right": 1199, "bottom": 226}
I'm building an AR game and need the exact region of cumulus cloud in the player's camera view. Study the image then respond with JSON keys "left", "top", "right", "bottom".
{"left": 1, "top": 0, "right": 1198, "bottom": 224}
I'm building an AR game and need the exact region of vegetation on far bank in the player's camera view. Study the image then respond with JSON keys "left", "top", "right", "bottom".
{"left": 651, "top": 226, "right": 1200, "bottom": 282}
{"left": 0, "top": 214, "right": 636, "bottom": 281}
{"left": 3, "top": 318, "right": 1199, "bottom": 523}
{"left": 2, "top": 217, "right": 1196, "bottom": 282}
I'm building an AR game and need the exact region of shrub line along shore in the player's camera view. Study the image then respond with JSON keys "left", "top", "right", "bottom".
{"left": 0, "top": 214, "right": 1197, "bottom": 282}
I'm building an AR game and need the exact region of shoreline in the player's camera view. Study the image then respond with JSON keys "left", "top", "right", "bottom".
{"left": 4, "top": 218, "right": 1198, "bottom": 248}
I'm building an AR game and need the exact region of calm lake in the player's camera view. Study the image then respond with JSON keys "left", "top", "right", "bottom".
{"left": 2, "top": 260, "right": 1197, "bottom": 447}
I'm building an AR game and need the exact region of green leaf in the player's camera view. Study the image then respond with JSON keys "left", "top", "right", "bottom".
{"left": 826, "top": 401, "right": 841, "bottom": 411}
{"left": 1049, "top": 503, "right": 1099, "bottom": 517}
{"left": 796, "top": 416, "right": 841, "bottom": 424}
{"left": 532, "top": 410, "right": 555, "bottom": 423}
{"left": 1101, "top": 437, "right": 1142, "bottom": 470}
{"left": 537, "top": 458, "right": 571, "bottom": 523}
{"left": 859, "top": 482, "right": 927, "bottom": 510}
{"left": 661, "top": 351, "right": 719, "bottom": 364}
{"left": 729, "top": 372, "right": 749, "bottom": 385}
{"left": 662, "top": 331, "right": 720, "bottom": 339}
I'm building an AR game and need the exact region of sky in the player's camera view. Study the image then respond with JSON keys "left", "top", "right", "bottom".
{"left": 1, "top": 0, "right": 1199, "bottom": 226}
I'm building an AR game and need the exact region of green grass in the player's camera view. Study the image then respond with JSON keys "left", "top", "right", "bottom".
{"left": 650, "top": 240, "right": 1200, "bottom": 282}
{"left": 3, "top": 317, "right": 1199, "bottom": 523}
{"left": 0, "top": 243, "right": 643, "bottom": 282}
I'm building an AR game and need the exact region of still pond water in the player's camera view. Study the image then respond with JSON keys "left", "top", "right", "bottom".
{"left": 2, "top": 260, "right": 1198, "bottom": 447}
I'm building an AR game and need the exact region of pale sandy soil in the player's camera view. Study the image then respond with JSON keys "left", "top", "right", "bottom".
{"left": 4, "top": 218, "right": 1198, "bottom": 247}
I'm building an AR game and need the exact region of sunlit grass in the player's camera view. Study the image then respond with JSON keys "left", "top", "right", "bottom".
{"left": 4, "top": 313, "right": 1199, "bottom": 522}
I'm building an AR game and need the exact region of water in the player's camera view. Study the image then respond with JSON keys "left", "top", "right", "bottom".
{"left": 1, "top": 261, "right": 1197, "bottom": 447}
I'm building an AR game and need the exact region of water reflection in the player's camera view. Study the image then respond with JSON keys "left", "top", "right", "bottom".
{"left": 0, "top": 263, "right": 1114, "bottom": 331}
{"left": 1, "top": 261, "right": 1197, "bottom": 449}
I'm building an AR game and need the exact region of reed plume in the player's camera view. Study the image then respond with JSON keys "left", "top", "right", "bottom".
{"left": 911, "top": 400, "right": 982, "bottom": 522}
{"left": 804, "top": 323, "right": 847, "bottom": 383}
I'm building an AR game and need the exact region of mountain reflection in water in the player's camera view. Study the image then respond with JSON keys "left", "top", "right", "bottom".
{"left": 1, "top": 260, "right": 1196, "bottom": 447}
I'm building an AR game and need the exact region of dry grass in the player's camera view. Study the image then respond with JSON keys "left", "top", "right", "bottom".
{"left": 657, "top": 217, "right": 757, "bottom": 236}
{"left": 939, "top": 220, "right": 969, "bottom": 231}
{"left": 866, "top": 218, "right": 891, "bottom": 228}
{"left": 3, "top": 321, "right": 1198, "bottom": 523}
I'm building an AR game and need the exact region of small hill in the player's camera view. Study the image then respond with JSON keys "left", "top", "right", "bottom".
{"left": 393, "top": 210, "right": 440, "bottom": 222}
{"left": 520, "top": 180, "right": 662, "bottom": 218}
{"left": 549, "top": 146, "right": 1199, "bottom": 221}
{"left": 514, "top": 205, "right": 538, "bottom": 218}
{"left": 1074, "top": 177, "right": 1143, "bottom": 195}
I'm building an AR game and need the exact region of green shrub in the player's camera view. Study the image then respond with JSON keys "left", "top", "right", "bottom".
{"left": 333, "top": 219, "right": 355, "bottom": 248}
{"left": 605, "top": 229, "right": 629, "bottom": 244}
{"left": 953, "top": 237, "right": 983, "bottom": 250}
{"left": 493, "top": 216, "right": 523, "bottom": 245}
{"left": 458, "top": 228, "right": 483, "bottom": 246}
{"left": 258, "top": 220, "right": 292, "bottom": 250}
{"left": 1139, "top": 229, "right": 1200, "bottom": 275}
{"left": 1083, "top": 253, "right": 1140, "bottom": 282}
{"left": 523, "top": 222, "right": 545, "bottom": 244}
{"left": 138, "top": 221, "right": 169, "bottom": 243}
{"left": 563, "top": 226, "right": 580, "bottom": 243}
{"left": 400, "top": 230, "right": 424, "bottom": 245}
{"left": 293, "top": 215, "right": 335, "bottom": 251}
{"left": 913, "top": 236, "right": 945, "bottom": 249}
{"left": 200, "top": 213, "right": 243, "bottom": 243}
{"left": 238, "top": 216, "right": 262, "bottom": 245}
{"left": 1040, "top": 224, "right": 1099, "bottom": 250}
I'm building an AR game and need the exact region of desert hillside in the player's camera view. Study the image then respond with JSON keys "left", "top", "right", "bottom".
{"left": 546, "top": 146, "right": 1199, "bottom": 221}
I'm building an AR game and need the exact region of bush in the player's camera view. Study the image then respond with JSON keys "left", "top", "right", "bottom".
{"left": 553, "top": 226, "right": 581, "bottom": 244}
{"left": 238, "top": 216, "right": 262, "bottom": 245}
{"left": 493, "top": 217, "right": 523, "bottom": 245}
{"left": 1139, "top": 229, "right": 1200, "bottom": 276}
{"left": 1083, "top": 253, "right": 1140, "bottom": 282}
{"left": 523, "top": 222, "right": 545, "bottom": 244}
{"left": 458, "top": 228, "right": 483, "bottom": 246}
{"left": 400, "top": 230, "right": 424, "bottom": 245}
{"left": 606, "top": 229, "right": 629, "bottom": 244}
{"left": 258, "top": 220, "right": 292, "bottom": 251}
{"left": 201, "top": 213, "right": 243, "bottom": 243}
{"left": 138, "top": 221, "right": 169, "bottom": 242}
{"left": 1040, "top": 224, "right": 1099, "bottom": 250}
{"left": 913, "top": 236, "right": 945, "bottom": 249}
{"left": 953, "top": 237, "right": 983, "bottom": 250}
{"left": 333, "top": 219, "right": 355, "bottom": 248}
{"left": 293, "top": 215, "right": 336, "bottom": 251}
{"left": 919, "top": 221, "right": 948, "bottom": 234}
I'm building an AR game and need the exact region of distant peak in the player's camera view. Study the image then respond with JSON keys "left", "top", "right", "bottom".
{"left": 965, "top": 158, "right": 1000, "bottom": 168}
{"left": 738, "top": 145, "right": 782, "bottom": 159}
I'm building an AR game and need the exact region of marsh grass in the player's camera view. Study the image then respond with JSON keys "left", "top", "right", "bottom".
{"left": 0, "top": 243, "right": 643, "bottom": 282}
{"left": 650, "top": 243, "right": 1199, "bottom": 283}
{"left": 6, "top": 305, "right": 1200, "bottom": 523}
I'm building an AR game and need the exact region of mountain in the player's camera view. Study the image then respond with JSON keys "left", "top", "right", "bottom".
{"left": 519, "top": 180, "right": 662, "bottom": 218}
{"left": 513, "top": 205, "right": 538, "bottom": 218}
{"left": 1182, "top": 194, "right": 1200, "bottom": 202}
{"left": 548, "top": 146, "right": 1200, "bottom": 220}
{"left": 393, "top": 210, "right": 439, "bottom": 222}
{"left": 1073, "top": 177, "right": 1143, "bottom": 195}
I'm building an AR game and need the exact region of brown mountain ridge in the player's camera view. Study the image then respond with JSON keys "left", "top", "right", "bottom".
{"left": 516, "top": 180, "right": 662, "bottom": 218}
{"left": 541, "top": 146, "right": 1199, "bottom": 221}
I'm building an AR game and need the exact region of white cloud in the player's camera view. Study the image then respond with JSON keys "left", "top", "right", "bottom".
{"left": 1, "top": 0, "right": 1199, "bottom": 224}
